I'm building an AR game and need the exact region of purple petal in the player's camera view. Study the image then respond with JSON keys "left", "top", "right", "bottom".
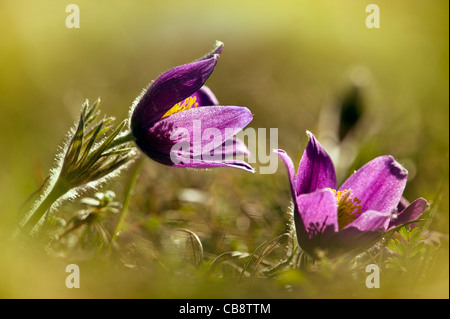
{"left": 296, "top": 131, "right": 337, "bottom": 195}
{"left": 274, "top": 149, "right": 297, "bottom": 200}
{"left": 343, "top": 210, "right": 391, "bottom": 232}
{"left": 191, "top": 85, "right": 219, "bottom": 107}
{"left": 329, "top": 210, "right": 391, "bottom": 255}
{"left": 179, "top": 137, "right": 250, "bottom": 163}
{"left": 133, "top": 145, "right": 174, "bottom": 167}
{"left": 195, "top": 41, "right": 224, "bottom": 61}
{"left": 397, "top": 196, "right": 410, "bottom": 212}
{"left": 139, "top": 147, "right": 254, "bottom": 172}
{"left": 211, "top": 137, "right": 250, "bottom": 158}
{"left": 131, "top": 55, "right": 219, "bottom": 134}
{"left": 294, "top": 189, "right": 339, "bottom": 247}
{"left": 136, "top": 106, "right": 252, "bottom": 160}
{"left": 388, "top": 197, "right": 429, "bottom": 230}
{"left": 173, "top": 156, "right": 254, "bottom": 173}
{"left": 339, "top": 155, "right": 408, "bottom": 214}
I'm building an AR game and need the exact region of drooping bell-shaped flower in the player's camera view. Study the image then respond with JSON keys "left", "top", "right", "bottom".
{"left": 275, "top": 131, "right": 429, "bottom": 258}
{"left": 130, "top": 41, "right": 254, "bottom": 172}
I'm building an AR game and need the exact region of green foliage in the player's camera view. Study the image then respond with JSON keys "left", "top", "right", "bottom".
{"left": 48, "top": 191, "right": 122, "bottom": 256}
{"left": 60, "top": 99, "right": 136, "bottom": 188}
{"left": 385, "top": 226, "right": 430, "bottom": 274}
{"left": 1, "top": 1, "right": 447, "bottom": 299}
{"left": 19, "top": 100, "right": 137, "bottom": 235}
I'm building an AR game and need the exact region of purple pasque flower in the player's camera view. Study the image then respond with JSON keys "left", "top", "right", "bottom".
{"left": 275, "top": 131, "right": 429, "bottom": 258}
{"left": 130, "top": 41, "right": 254, "bottom": 172}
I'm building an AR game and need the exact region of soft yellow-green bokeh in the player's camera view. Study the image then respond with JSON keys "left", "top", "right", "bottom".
{"left": 0, "top": 0, "right": 448, "bottom": 298}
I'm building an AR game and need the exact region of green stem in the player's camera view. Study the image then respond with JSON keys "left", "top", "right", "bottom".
{"left": 20, "top": 178, "right": 70, "bottom": 235}
{"left": 109, "top": 157, "right": 144, "bottom": 249}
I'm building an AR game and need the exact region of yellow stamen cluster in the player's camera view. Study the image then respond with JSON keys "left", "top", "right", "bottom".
{"left": 162, "top": 96, "right": 199, "bottom": 118}
{"left": 332, "top": 189, "right": 362, "bottom": 230}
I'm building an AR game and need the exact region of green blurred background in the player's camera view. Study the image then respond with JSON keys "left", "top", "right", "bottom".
{"left": 0, "top": 0, "right": 448, "bottom": 298}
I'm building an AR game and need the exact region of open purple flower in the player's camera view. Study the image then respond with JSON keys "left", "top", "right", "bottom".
{"left": 130, "top": 41, "right": 254, "bottom": 172}
{"left": 275, "top": 131, "right": 429, "bottom": 258}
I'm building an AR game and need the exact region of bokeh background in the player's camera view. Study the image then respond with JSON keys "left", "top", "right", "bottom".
{"left": 0, "top": 0, "right": 448, "bottom": 298}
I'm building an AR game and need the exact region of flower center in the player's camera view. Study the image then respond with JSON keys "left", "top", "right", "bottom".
{"left": 332, "top": 189, "right": 362, "bottom": 230}
{"left": 162, "top": 96, "right": 199, "bottom": 118}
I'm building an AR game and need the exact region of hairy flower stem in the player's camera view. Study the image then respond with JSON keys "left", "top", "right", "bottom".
{"left": 19, "top": 131, "right": 136, "bottom": 237}
{"left": 20, "top": 178, "right": 71, "bottom": 235}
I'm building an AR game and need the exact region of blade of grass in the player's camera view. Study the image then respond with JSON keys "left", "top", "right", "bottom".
{"left": 252, "top": 233, "right": 290, "bottom": 276}
{"left": 108, "top": 157, "right": 144, "bottom": 250}
{"left": 174, "top": 228, "right": 204, "bottom": 268}
{"left": 208, "top": 251, "right": 247, "bottom": 273}
{"left": 239, "top": 240, "right": 268, "bottom": 281}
